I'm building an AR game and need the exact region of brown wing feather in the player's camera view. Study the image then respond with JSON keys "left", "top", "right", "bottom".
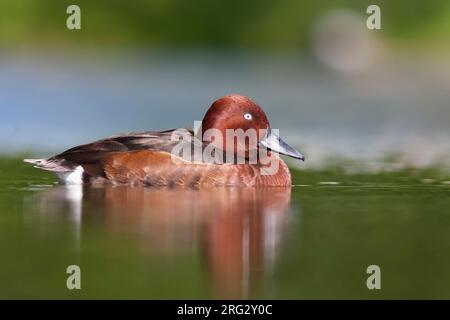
{"left": 51, "top": 128, "right": 193, "bottom": 165}
{"left": 38, "top": 128, "right": 194, "bottom": 178}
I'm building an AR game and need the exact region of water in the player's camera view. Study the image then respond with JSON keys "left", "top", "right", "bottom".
{"left": 1, "top": 157, "right": 450, "bottom": 299}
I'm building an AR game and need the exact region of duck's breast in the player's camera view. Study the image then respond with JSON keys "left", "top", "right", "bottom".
{"left": 95, "top": 150, "right": 291, "bottom": 187}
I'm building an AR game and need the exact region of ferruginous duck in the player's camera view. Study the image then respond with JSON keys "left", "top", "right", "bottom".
{"left": 24, "top": 94, "right": 304, "bottom": 187}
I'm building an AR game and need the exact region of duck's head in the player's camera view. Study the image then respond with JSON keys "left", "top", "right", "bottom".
{"left": 201, "top": 94, "right": 305, "bottom": 161}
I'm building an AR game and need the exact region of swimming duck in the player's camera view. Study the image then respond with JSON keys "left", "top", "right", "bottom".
{"left": 24, "top": 94, "right": 304, "bottom": 187}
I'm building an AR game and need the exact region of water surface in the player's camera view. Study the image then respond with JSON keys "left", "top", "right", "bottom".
{"left": 1, "top": 158, "right": 450, "bottom": 299}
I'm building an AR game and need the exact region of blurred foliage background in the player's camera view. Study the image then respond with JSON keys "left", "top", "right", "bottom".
{"left": 0, "top": 0, "right": 449, "bottom": 50}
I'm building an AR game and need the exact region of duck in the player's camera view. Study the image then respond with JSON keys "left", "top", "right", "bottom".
{"left": 24, "top": 94, "right": 304, "bottom": 187}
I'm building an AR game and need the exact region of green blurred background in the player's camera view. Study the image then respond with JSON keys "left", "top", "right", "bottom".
{"left": 1, "top": 0, "right": 449, "bottom": 49}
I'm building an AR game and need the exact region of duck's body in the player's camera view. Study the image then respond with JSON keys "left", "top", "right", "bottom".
{"left": 25, "top": 95, "right": 304, "bottom": 187}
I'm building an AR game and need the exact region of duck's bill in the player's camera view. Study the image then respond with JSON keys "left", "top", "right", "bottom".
{"left": 259, "top": 128, "right": 305, "bottom": 161}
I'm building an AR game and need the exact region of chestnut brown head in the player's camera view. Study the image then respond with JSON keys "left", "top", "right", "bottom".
{"left": 201, "top": 94, "right": 304, "bottom": 161}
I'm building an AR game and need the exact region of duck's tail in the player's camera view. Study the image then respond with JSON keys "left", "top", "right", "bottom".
{"left": 24, "top": 158, "right": 66, "bottom": 172}
{"left": 24, "top": 158, "right": 84, "bottom": 184}
{"left": 24, "top": 158, "right": 46, "bottom": 167}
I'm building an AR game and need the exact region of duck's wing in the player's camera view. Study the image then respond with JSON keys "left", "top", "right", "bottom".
{"left": 26, "top": 129, "right": 196, "bottom": 172}
{"left": 57, "top": 128, "right": 195, "bottom": 164}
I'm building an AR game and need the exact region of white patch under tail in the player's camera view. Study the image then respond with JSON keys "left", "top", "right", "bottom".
{"left": 24, "top": 158, "right": 84, "bottom": 185}
{"left": 56, "top": 166, "right": 84, "bottom": 185}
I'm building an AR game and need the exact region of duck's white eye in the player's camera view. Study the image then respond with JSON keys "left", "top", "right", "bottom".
{"left": 243, "top": 113, "right": 252, "bottom": 120}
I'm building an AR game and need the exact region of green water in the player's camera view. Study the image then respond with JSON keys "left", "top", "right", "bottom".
{"left": 0, "top": 157, "right": 450, "bottom": 299}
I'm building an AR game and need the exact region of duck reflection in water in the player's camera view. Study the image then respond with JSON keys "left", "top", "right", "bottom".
{"left": 26, "top": 185, "right": 293, "bottom": 299}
